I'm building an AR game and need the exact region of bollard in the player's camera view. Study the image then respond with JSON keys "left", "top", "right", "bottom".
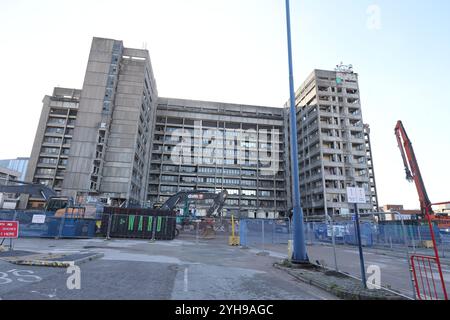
{"left": 228, "top": 215, "right": 239, "bottom": 246}
{"left": 196, "top": 221, "right": 199, "bottom": 245}
{"left": 330, "top": 221, "right": 339, "bottom": 272}
{"left": 106, "top": 214, "right": 113, "bottom": 240}
{"left": 288, "top": 240, "right": 293, "bottom": 261}
{"left": 239, "top": 219, "right": 248, "bottom": 248}
{"left": 417, "top": 225, "right": 422, "bottom": 245}
{"left": 150, "top": 216, "right": 157, "bottom": 242}
{"left": 57, "top": 208, "right": 68, "bottom": 239}
{"left": 262, "top": 220, "right": 265, "bottom": 253}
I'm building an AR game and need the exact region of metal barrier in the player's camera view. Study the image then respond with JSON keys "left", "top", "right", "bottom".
{"left": 411, "top": 254, "right": 448, "bottom": 300}
{"left": 0, "top": 210, "right": 238, "bottom": 242}
{"left": 304, "top": 220, "right": 442, "bottom": 250}
{"left": 0, "top": 210, "right": 98, "bottom": 239}
{"left": 176, "top": 217, "right": 238, "bottom": 242}
{"left": 0, "top": 209, "right": 180, "bottom": 240}
{"left": 239, "top": 218, "right": 292, "bottom": 251}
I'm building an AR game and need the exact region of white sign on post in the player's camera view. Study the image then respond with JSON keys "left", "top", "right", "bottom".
{"left": 347, "top": 187, "right": 367, "bottom": 204}
{"left": 32, "top": 214, "right": 47, "bottom": 224}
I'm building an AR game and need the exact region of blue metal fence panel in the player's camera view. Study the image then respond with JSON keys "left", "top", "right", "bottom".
{"left": 0, "top": 210, "right": 97, "bottom": 238}
{"left": 240, "top": 218, "right": 291, "bottom": 246}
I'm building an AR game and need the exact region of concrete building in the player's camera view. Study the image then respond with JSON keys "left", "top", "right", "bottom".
{"left": 286, "top": 66, "right": 379, "bottom": 217}
{"left": 0, "top": 157, "right": 29, "bottom": 181}
{"left": 0, "top": 167, "right": 21, "bottom": 185}
{"left": 148, "top": 98, "right": 288, "bottom": 218}
{"left": 22, "top": 38, "right": 158, "bottom": 209}
{"left": 436, "top": 204, "right": 450, "bottom": 214}
{"left": 24, "top": 38, "right": 378, "bottom": 218}
{"left": 0, "top": 167, "right": 22, "bottom": 209}
{"left": 379, "top": 205, "right": 421, "bottom": 221}
{"left": 60, "top": 38, "right": 158, "bottom": 208}
{"left": 22, "top": 87, "right": 81, "bottom": 208}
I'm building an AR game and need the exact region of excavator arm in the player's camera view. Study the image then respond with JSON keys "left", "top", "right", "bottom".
{"left": 161, "top": 190, "right": 228, "bottom": 217}
{"left": 0, "top": 180, "right": 57, "bottom": 200}
{"left": 395, "top": 121, "right": 432, "bottom": 215}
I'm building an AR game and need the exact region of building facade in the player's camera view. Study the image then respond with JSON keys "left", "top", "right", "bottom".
{"left": 0, "top": 167, "right": 21, "bottom": 209}
{"left": 0, "top": 167, "right": 21, "bottom": 185}
{"left": 286, "top": 67, "right": 378, "bottom": 216}
{"left": 61, "top": 38, "right": 158, "bottom": 208}
{"left": 0, "top": 157, "right": 29, "bottom": 181}
{"left": 22, "top": 87, "right": 81, "bottom": 208}
{"left": 24, "top": 38, "right": 378, "bottom": 217}
{"left": 148, "top": 98, "right": 288, "bottom": 217}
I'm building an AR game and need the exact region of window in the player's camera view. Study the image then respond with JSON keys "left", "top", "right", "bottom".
{"left": 242, "top": 190, "right": 256, "bottom": 197}
{"left": 179, "top": 166, "right": 195, "bottom": 173}
{"left": 47, "top": 118, "right": 66, "bottom": 125}
{"left": 259, "top": 190, "right": 273, "bottom": 197}
{"left": 160, "top": 185, "right": 178, "bottom": 193}
{"left": 61, "top": 148, "right": 70, "bottom": 155}
{"left": 224, "top": 179, "right": 239, "bottom": 185}
{"left": 36, "top": 179, "right": 52, "bottom": 186}
{"left": 65, "top": 128, "right": 74, "bottom": 135}
{"left": 181, "top": 176, "right": 196, "bottom": 183}
{"left": 161, "top": 175, "right": 178, "bottom": 182}
{"left": 162, "top": 165, "right": 178, "bottom": 172}
{"left": 36, "top": 168, "right": 55, "bottom": 176}
{"left": 44, "top": 137, "right": 62, "bottom": 144}
{"left": 198, "top": 167, "right": 216, "bottom": 174}
{"left": 41, "top": 147, "right": 59, "bottom": 155}
{"left": 223, "top": 168, "right": 240, "bottom": 176}
{"left": 50, "top": 109, "right": 67, "bottom": 116}
{"left": 241, "top": 200, "right": 257, "bottom": 207}
{"left": 103, "top": 101, "right": 111, "bottom": 112}
{"left": 241, "top": 180, "right": 257, "bottom": 187}
{"left": 226, "top": 189, "right": 239, "bottom": 195}
{"left": 226, "top": 199, "right": 239, "bottom": 206}
{"left": 46, "top": 127, "right": 64, "bottom": 134}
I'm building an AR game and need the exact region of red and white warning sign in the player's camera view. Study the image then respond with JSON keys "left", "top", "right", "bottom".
{"left": 0, "top": 221, "right": 19, "bottom": 238}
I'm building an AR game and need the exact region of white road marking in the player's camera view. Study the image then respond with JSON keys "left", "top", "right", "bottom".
{"left": 184, "top": 268, "right": 189, "bottom": 292}
{"left": 31, "top": 289, "right": 57, "bottom": 298}
{"left": 101, "top": 250, "right": 183, "bottom": 264}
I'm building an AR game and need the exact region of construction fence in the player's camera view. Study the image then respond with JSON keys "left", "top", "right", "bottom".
{"left": 0, "top": 210, "right": 239, "bottom": 242}
{"left": 2, "top": 209, "right": 447, "bottom": 253}
{"left": 0, "top": 210, "right": 177, "bottom": 241}
{"left": 239, "top": 217, "right": 450, "bottom": 256}
{"left": 304, "top": 219, "right": 445, "bottom": 251}
{"left": 238, "top": 216, "right": 450, "bottom": 300}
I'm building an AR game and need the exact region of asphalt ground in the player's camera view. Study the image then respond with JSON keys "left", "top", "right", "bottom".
{"left": 0, "top": 238, "right": 337, "bottom": 300}
{"left": 260, "top": 242, "right": 450, "bottom": 299}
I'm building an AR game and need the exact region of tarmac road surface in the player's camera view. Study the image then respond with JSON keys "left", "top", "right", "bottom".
{"left": 0, "top": 238, "right": 337, "bottom": 300}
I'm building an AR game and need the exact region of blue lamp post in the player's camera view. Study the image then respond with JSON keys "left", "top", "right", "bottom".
{"left": 285, "top": 0, "right": 308, "bottom": 263}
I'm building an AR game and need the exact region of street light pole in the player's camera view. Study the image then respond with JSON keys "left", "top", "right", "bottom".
{"left": 285, "top": 0, "right": 308, "bottom": 263}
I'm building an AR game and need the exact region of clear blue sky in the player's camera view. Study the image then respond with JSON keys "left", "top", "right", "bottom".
{"left": 0, "top": 0, "right": 449, "bottom": 209}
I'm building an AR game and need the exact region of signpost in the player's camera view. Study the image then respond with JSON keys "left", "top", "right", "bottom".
{"left": 0, "top": 221, "right": 19, "bottom": 251}
{"left": 347, "top": 187, "right": 367, "bottom": 288}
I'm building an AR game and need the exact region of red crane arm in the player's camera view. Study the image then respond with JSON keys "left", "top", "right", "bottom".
{"left": 394, "top": 121, "right": 432, "bottom": 215}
